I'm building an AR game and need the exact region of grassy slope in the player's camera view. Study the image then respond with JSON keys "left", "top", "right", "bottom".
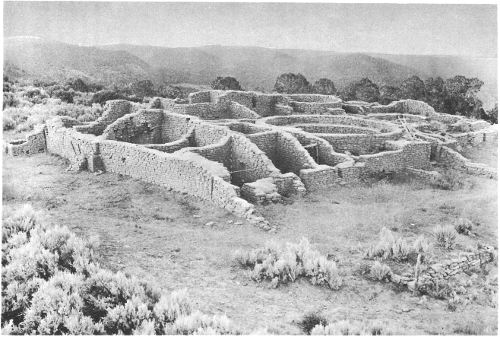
{"left": 2, "top": 154, "right": 498, "bottom": 334}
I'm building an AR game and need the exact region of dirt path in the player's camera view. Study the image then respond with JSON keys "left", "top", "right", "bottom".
{"left": 3, "top": 154, "right": 498, "bottom": 334}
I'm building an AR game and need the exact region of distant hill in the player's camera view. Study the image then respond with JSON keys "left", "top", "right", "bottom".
{"left": 101, "top": 44, "right": 425, "bottom": 90}
{"left": 4, "top": 37, "right": 151, "bottom": 86}
{"left": 4, "top": 37, "right": 497, "bottom": 108}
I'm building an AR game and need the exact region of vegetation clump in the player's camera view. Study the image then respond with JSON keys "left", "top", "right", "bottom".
{"left": 297, "top": 312, "right": 328, "bottom": 335}
{"left": 1, "top": 204, "right": 238, "bottom": 335}
{"left": 454, "top": 218, "right": 473, "bottom": 235}
{"left": 310, "top": 319, "right": 395, "bottom": 335}
{"left": 433, "top": 225, "right": 457, "bottom": 249}
{"left": 234, "top": 238, "right": 342, "bottom": 290}
{"left": 369, "top": 261, "right": 392, "bottom": 281}
{"left": 365, "top": 227, "right": 431, "bottom": 262}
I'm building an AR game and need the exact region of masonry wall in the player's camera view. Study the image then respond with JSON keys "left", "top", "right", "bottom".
{"left": 5, "top": 126, "right": 46, "bottom": 156}
{"left": 102, "top": 109, "right": 164, "bottom": 144}
{"left": 74, "top": 100, "right": 135, "bottom": 135}
{"left": 438, "top": 146, "right": 497, "bottom": 179}
{"left": 358, "top": 140, "right": 431, "bottom": 173}
{"left": 368, "top": 99, "right": 437, "bottom": 117}
{"left": 97, "top": 139, "right": 258, "bottom": 214}
{"left": 45, "top": 118, "right": 101, "bottom": 171}
{"left": 299, "top": 165, "right": 340, "bottom": 191}
{"left": 274, "top": 131, "right": 318, "bottom": 175}
{"left": 246, "top": 132, "right": 278, "bottom": 161}
{"left": 182, "top": 136, "right": 232, "bottom": 168}
{"left": 228, "top": 132, "right": 281, "bottom": 186}
{"left": 280, "top": 127, "right": 352, "bottom": 167}
{"left": 318, "top": 133, "right": 397, "bottom": 155}
{"left": 161, "top": 113, "right": 195, "bottom": 143}
{"left": 295, "top": 124, "right": 378, "bottom": 134}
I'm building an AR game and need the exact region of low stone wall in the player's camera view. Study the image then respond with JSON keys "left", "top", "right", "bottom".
{"left": 5, "top": 125, "right": 46, "bottom": 156}
{"left": 180, "top": 136, "right": 232, "bottom": 167}
{"left": 368, "top": 99, "right": 437, "bottom": 117}
{"left": 229, "top": 132, "right": 281, "bottom": 186}
{"left": 240, "top": 177, "right": 282, "bottom": 204}
{"left": 406, "top": 168, "right": 443, "bottom": 185}
{"left": 167, "top": 100, "right": 259, "bottom": 120}
{"left": 438, "top": 146, "right": 497, "bottom": 179}
{"left": 74, "top": 100, "right": 135, "bottom": 135}
{"left": 188, "top": 90, "right": 289, "bottom": 117}
{"left": 279, "top": 127, "right": 352, "bottom": 167}
{"left": 317, "top": 133, "right": 399, "bottom": 155}
{"left": 299, "top": 165, "right": 340, "bottom": 191}
{"left": 366, "top": 113, "right": 428, "bottom": 123}
{"left": 145, "top": 137, "right": 191, "bottom": 153}
{"left": 295, "top": 124, "right": 378, "bottom": 134}
{"left": 358, "top": 140, "right": 432, "bottom": 173}
{"left": 290, "top": 102, "right": 345, "bottom": 115}
{"left": 188, "top": 91, "right": 212, "bottom": 103}
{"left": 390, "top": 246, "right": 495, "bottom": 293}
{"left": 45, "top": 118, "right": 102, "bottom": 171}
{"left": 451, "top": 125, "right": 498, "bottom": 148}
{"left": 259, "top": 114, "right": 400, "bottom": 132}
{"left": 228, "top": 102, "right": 261, "bottom": 119}
{"left": 286, "top": 94, "right": 342, "bottom": 104}
{"left": 97, "top": 139, "right": 259, "bottom": 214}
{"left": 101, "top": 109, "right": 164, "bottom": 144}
{"left": 161, "top": 113, "right": 195, "bottom": 143}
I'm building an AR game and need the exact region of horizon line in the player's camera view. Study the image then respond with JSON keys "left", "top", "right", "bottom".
{"left": 5, "top": 35, "right": 497, "bottom": 59}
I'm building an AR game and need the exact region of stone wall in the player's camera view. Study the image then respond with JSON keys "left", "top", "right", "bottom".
{"left": 74, "top": 100, "right": 135, "bottom": 135}
{"left": 102, "top": 109, "right": 164, "bottom": 144}
{"left": 358, "top": 140, "right": 432, "bottom": 173}
{"left": 438, "top": 146, "right": 497, "bottom": 179}
{"left": 390, "top": 246, "right": 495, "bottom": 293}
{"left": 45, "top": 117, "right": 102, "bottom": 171}
{"left": 368, "top": 99, "right": 437, "bottom": 117}
{"left": 5, "top": 125, "right": 46, "bottom": 156}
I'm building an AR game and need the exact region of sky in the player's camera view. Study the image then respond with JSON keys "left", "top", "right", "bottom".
{"left": 3, "top": 2, "right": 498, "bottom": 57}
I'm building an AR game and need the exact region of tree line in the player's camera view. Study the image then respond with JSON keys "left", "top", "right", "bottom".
{"left": 8, "top": 73, "right": 496, "bottom": 124}
{"left": 271, "top": 73, "right": 496, "bottom": 123}
{"left": 209, "top": 74, "right": 497, "bottom": 124}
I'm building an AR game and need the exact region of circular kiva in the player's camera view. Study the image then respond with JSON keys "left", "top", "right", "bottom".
{"left": 258, "top": 114, "right": 403, "bottom": 154}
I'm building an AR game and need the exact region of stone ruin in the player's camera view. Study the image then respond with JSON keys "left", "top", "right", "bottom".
{"left": 5, "top": 90, "right": 498, "bottom": 229}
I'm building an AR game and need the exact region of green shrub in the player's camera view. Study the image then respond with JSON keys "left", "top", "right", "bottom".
{"left": 1, "top": 205, "right": 238, "bottom": 334}
{"left": 433, "top": 225, "right": 457, "bottom": 249}
{"left": 23, "top": 272, "right": 102, "bottom": 335}
{"left": 455, "top": 218, "right": 473, "bottom": 235}
{"left": 365, "top": 228, "right": 431, "bottom": 262}
{"left": 298, "top": 312, "right": 328, "bottom": 335}
{"left": 52, "top": 88, "right": 75, "bottom": 103}
{"left": 3, "top": 92, "right": 19, "bottom": 109}
{"left": 432, "top": 170, "right": 466, "bottom": 190}
{"left": 3, "top": 101, "right": 103, "bottom": 133}
{"left": 3, "top": 115, "right": 16, "bottom": 131}
{"left": 370, "top": 261, "right": 392, "bottom": 281}
{"left": 311, "top": 319, "right": 394, "bottom": 335}
{"left": 234, "top": 238, "right": 342, "bottom": 290}
{"left": 91, "top": 90, "right": 123, "bottom": 105}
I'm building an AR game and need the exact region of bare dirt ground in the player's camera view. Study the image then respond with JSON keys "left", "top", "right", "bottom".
{"left": 2, "top": 153, "right": 498, "bottom": 334}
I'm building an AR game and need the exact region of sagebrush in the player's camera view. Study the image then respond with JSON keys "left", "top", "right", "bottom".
{"left": 433, "top": 225, "right": 457, "bottom": 249}
{"left": 310, "top": 319, "right": 395, "bottom": 335}
{"left": 234, "top": 238, "right": 342, "bottom": 290}
{"left": 1, "top": 204, "right": 238, "bottom": 335}
{"left": 365, "top": 227, "right": 431, "bottom": 262}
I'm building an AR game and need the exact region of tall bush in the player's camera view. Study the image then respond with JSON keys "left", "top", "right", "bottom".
{"left": 1, "top": 205, "right": 238, "bottom": 335}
